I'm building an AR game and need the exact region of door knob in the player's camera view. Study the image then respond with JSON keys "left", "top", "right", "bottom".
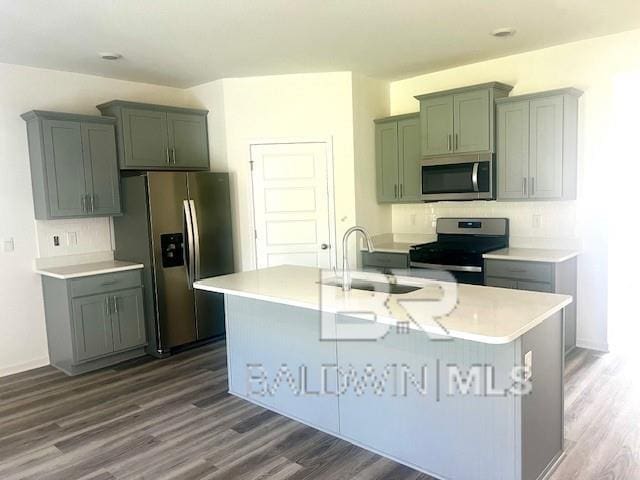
{"left": 320, "top": 243, "right": 330, "bottom": 250}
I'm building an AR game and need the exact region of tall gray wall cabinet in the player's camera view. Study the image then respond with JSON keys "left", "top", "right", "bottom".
{"left": 496, "top": 88, "right": 582, "bottom": 200}
{"left": 374, "top": 113, "right": 421, "bottom": 203}
{"left": 97, "top": 100, "right": 209, "bottom": 171}
{"left": 22, "top": 111, "right": 121, "bottom": 219}
{"left": 41, "top": 269, "right": 147, "bottom": 375}
{"left": 415, "top": 82, "right": 513, "bottom": 157}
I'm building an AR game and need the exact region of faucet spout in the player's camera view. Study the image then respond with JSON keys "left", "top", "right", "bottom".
{"left": 341, "top": 226, "right": 374, "bottom": 291}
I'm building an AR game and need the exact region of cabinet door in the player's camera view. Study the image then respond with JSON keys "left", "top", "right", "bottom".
{"left": 121, "top": 108, "right": 169, "bottom": 168}
{"left": 167, "top": 113, "right": 209, "bottom": 169}
{"left": 71, "top": 294, "right": 114, "bottom": 362}
{"left": 81, "top": 123, "right": 121, "bottom": 215}
{"left": 497, "top": 101, "right": 530, "bottom": 200}
{"left": 42, "top": 119, "right": 88, "bottom": 217}
{"left": 398, "top": 116, "right": 421, "bottom": 201}
{"left": 111, "top": 288, "right": 146, "bottom": 352}
{"left": 453, "top": 89, "right": 490, "bottom": 153}
{"left": 375, "top": 121, "right": 399, "bottom": 202}
{"left": 420, "top": 95, "right": 453, "bottom": 156}
{"left": 529, "top": 96, "right": 563, "bottom": 199}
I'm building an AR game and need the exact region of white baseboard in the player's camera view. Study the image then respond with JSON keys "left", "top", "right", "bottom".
{"left": 576, "top": 338, "right": 609, "bottom": 353}
{"left": 0, "top": 357, "right": 50, "bottom": 377}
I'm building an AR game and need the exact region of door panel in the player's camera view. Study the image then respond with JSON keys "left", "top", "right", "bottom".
{"left": 529, "top": 96, "right": 563, "bottom": 199}
{"left": 375, "top": 122, "right": 399, "bottom": 202}
{"left": 82, "top": 122, "right": 121, "bottom": 215}
{"left": 497, "top": 101, "right": 530, "bottom": 199}
{"left": 71, "top": 294, "right": 114, "bottom": 362}
{"left": 147, "top": 172, "right": 197, "bottom": 348}
{"left": 42, "top": 119, "right": 87, "bottom": 217}
{"left": 453, "top": 90, "right": 490, "bottom": 153}
{"left": 251, "top": 142, "right": 334, "bottom": 269}
{"left": 112, "top": 288, "right": 146, "bottom": 351}
{"left": 398, "top": 117, "right": 421, "bottom": 201}
{"left": 167, "top": 113, "right": 209, "bottom": 169}
{"left": 420, "top": 95, "right": 453, "bottom": 156}
{"left": 122, "top": 108, "right": 169, "bottom": 168}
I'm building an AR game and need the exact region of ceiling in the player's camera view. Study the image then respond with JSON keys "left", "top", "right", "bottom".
{"left": 1, "top": 0, "right": 639, "bottom": 88}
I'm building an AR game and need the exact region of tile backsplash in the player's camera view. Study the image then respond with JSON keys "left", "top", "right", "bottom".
{"left": 392, "top": 201, "right": 580, "bottom": 250}
{"left": 35, "top": 217, "right": 114, "bottom": 258}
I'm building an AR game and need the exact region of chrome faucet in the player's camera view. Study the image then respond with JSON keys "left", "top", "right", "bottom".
{"left": 342, "top": 226, "right": 375, "bottom": 291}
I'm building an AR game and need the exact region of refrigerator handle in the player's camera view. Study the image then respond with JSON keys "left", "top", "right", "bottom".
{"left": 183, "top": 200, "right": 195, "bottom": 290}
{"left": 189, "top": 200, "right": 201, "bottom": 282}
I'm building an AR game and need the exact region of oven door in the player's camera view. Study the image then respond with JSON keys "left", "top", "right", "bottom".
{"left": 421, "top": 154, "right": 494, "bottom": 201}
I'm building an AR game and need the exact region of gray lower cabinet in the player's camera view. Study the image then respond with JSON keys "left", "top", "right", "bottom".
{"left": 375, "top": 113, "right": 421, "bottom": 203}
{"left": 497, "top": 88, "right": 582, "bottom": 201}
{"left": 22, "top": 111, "right": 121, "bottom": 219}
{"left": 97, "top": 100, "right": 210, "bottom": 170}
{"left": 415, "top": 82, "right": 513, "bottom": 157}
{"left": 485, "top": 257, "right": 577, "bottom": 352}
{"left": 42, "top": 270, "right": 147, "bottom": 375}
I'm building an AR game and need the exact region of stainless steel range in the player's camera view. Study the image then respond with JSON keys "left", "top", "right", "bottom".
{"left": 409, "top": 218, "right": 509, "bottom": 285}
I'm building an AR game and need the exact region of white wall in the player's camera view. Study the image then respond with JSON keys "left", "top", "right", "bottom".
{"left": 389, "top": 29, "right": 640, "bottom": 351}
{"left": 0, "top": 62, "right": 197, "bottom": 376}
{"left": 352, "top": 74, "right": 392, "bottom": 241}
{"left": 190, "top": 72, "right": 360, "bottom": 272}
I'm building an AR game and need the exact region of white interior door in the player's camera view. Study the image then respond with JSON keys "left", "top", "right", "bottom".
{"left": 251, "top": 142, "right": 335, "bottom": 269}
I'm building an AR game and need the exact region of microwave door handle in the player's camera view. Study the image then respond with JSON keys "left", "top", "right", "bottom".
{"left": 472, "top": 162, "right": 479, "bottom": 192}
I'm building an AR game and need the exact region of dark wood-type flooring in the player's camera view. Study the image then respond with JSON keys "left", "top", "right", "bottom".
{"left": 0, "top": 342, "right": 638, "bottom": 479}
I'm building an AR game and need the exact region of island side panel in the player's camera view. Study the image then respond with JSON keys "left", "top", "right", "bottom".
{"left": 224, "top": 295, "right": 340, "bottom": 434}
{"left": 336, "top": 319, "right": 519, "bottom": 480}
{"left": 520, "top": 310, "right": 564, "bottom": 480}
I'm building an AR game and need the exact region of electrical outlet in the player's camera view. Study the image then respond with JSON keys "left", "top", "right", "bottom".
{"left": 67, "top": 232, "right": 78, "bottom": 246}
{"left": 53, "top": 235, "right": 60, "bottom": 247}
{"left": 532, "top": 214, "right": 541, "bottom": 229}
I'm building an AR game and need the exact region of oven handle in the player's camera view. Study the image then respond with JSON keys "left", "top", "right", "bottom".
{"left": 410, "top": 261, "right": 482, "bottom": 273}
{"left": 472, "top": 162, "right": 479, "bottom": 192}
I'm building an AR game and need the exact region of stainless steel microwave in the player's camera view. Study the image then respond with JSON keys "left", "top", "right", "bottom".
{"left": 420, "top": 153, "right": 495, "bottom": 202}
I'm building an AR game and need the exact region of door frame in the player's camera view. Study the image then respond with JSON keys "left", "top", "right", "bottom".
{"left": 248, "top": 137, "right": 338, "bottom": 271}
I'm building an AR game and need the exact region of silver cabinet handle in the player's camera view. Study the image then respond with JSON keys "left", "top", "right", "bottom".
{"left": 400, "top": 184, "right": 404, "bottom": 198}
{"left": 171, "top": 148, "right": 177, "bottom": 164}
{"left": 104, "top": 297, "right": 110, "bottom": 316}
{"left": 530, "top": 177, "right": 535, "bottom": 196}
{"left": 447, "top": 134, "right": 452, "bottom": 151}
{"left": 166, "top": 148, "right": 171, "bottom": 165}
{"left": 112, "top": 296, "right": 118, "bottom": 314}
{"left": 394, "top": 184, "right": 398, "bottom": 198}
{"left": 89, "top": 194, "right": 94, "bottom": 213}
{"left": 81, "top": 195, "right": 86, "bottom": 213}
{"left": 523, "top": 178, "right": 528, "bottom": 196}
{"left": 455, "top": 133, "right": 459, "bottom": 151}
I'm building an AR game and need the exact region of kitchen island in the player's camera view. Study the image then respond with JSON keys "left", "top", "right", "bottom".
{"left": 195, "top": 265, "right": 572, "bottom": 480}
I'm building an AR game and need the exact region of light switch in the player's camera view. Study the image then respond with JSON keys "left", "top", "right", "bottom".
{"left": 524, "top": 350, "right": 533, "bottom": 381}
{"left": 3, "top": 237, "right": 14, "bottom": 252}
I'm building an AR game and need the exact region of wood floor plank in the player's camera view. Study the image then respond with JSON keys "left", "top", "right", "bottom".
{"left": 0, "top": 341, "right": 637, "bottom": 480}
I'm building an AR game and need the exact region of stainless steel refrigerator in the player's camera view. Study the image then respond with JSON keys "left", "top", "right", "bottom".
{"left": 113, "top": 171, "right": 234, "bottom": 357}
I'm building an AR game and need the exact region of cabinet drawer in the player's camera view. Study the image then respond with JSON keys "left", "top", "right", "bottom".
{"left": 361, "top": 252, "right": 409, "bottom": 269}
{"left": 485, "top": 276, "right": 517, "bottom": 289}
{"left": 485, "top": 260, "right": 552, "bottom": 283}
{"left": 70, "top": 270, "right": 142, "bottom": 298}
{"left": 517, "top": 280, "right": 553, "bottom": 293}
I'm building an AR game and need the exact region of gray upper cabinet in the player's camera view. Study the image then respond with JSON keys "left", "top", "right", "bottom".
{"left": 97, "top": 100, "right": 210, "bottom": 171}
{"left": 415, "top": 82, "right": 512, "bottom": 158}
{"left": 22, "top": 111, "right": 121, "bottom": 220}
{"left": 375, "top": 113, "right": 421, "bottom": 203}
{"left": 496, "top": 88, "right": 582, "bottom": 201}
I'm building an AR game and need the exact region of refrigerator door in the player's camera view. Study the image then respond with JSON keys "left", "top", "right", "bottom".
{"left": 188, "top": 172, "right": 234, "bottom": 340}
{"left": 147, "top": 172, "right": 197, "bottom": 349}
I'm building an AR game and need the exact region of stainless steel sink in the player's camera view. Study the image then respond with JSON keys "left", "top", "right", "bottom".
{"left": 321, "top": 278, "right": 421, "bottom": 294}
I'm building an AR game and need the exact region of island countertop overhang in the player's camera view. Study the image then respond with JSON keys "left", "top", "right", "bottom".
{"left": 194, "top": 265, "right": 572, "bottom": 345}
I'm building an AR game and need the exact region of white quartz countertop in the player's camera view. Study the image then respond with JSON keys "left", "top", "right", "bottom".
{"left": 483, "top": 248, "right": 579, "bottom": 263}
{"left": 35, "top": 260, "right": 144, "bottom": 279}
{"left": 194, "top": 265, "right": 572, "bottom": 345}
